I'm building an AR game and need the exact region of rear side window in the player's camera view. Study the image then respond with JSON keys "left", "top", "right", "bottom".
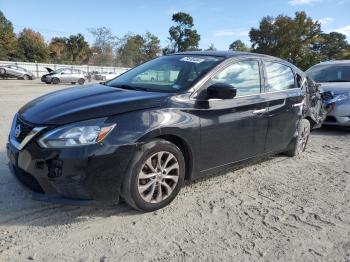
{"left": 265, "top": 62, "right": 295, "bottom": 92}
{"left": 212, "top": 60, "right": 261, "bottom": 97}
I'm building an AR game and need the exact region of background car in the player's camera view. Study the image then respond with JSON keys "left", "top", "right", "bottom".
{"left": 95, "top": 72, "right": 119, "bottom": 81}
{"left": 307, "top": 60, "right": 350, "bottom": 127}
{"left": 41, "top": 68, "right": 86, "bottom": 85}
{"left": 0, "top": 65, "right": 35, "bottom": 80}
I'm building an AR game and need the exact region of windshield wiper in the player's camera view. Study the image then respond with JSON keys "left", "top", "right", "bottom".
{"left": 110, "top": 84, "right": 149, "bottom": 91}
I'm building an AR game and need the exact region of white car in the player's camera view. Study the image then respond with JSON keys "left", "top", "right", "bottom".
{"left": 97, "top": 72, "right": 119, "bottom": 81}
{"left": 42, "top": 68, "right": 86, "bottom": 85}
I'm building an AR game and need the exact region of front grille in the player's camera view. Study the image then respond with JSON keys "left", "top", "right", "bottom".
{"left": 325, "top": 116, "right": 337, "bottom": 123}
{"left": 15, "top": 117, "right": 34, "bottom": 143}
{"left": 322, "top": 91, "right": 333, "bottom": 100}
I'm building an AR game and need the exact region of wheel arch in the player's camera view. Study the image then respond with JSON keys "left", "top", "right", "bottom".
{"left": 155, "top": 134, "right": 193, "bottom": 181}
{"left": 137, "top": 129, "right": 194, "bottom": 182}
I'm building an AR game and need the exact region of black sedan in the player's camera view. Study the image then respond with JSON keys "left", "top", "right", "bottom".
{"left": 7, "top": 51, "right": 326, "bottom": 211}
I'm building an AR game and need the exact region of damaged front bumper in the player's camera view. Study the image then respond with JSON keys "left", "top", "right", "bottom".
{"left": 6, "top": 139, "right": 139, "bottom": 205}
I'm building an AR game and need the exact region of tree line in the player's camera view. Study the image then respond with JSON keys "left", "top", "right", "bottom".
{"left": 0, "top": 10, "right": 349, "bottom": 70}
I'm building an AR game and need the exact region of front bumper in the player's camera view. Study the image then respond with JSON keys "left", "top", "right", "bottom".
{"left": 324, "top": 100, "right": 350, "bottom": 126}
{"left": 41, "top": 76, "right": 51, "bottom": 83}
{"left": 6, "top": 139, "right": 138, "bottom": 204}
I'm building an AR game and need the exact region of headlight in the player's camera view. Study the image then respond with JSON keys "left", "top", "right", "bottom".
{"left": 333, "top": 91, "right": 350, "bottom": 102}
{"left": 38, "top": 118, "right": 116, "bottom": 148}
{"left": 324, "top": 91, "right": 350, "bottom": 105}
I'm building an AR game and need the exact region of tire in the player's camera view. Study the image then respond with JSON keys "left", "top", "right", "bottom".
{"left": 284, "top": 119, "right": 311, "bottom": 157}
{"left": 23, "top": 74, "right": 30, "bottom": 80}
{"left": 78, "top": 78, "right": 85, "bottom": 85}
{"left": 0, "top": 68, "right": 6, "bottom": 75}
{"left": 52, "top": 78, "right": 60, "bottom": 85}
{"left": 122, "top": 139, "right": 185, "bottom": 212}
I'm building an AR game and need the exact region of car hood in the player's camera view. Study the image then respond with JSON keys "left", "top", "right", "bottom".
{"left": 44, "top": 67, "right": 54, "bottom": 73}
{"left": 19, "top": 84, "right": 171, "bottom": 125}
{"left": 319, "top": 82, "right": 350, "bottom": 94}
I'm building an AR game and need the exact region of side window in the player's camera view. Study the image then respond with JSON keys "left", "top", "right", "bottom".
{"left": 212, "top": 60, "right": 261, "bottom": 97}
{"left": 265, "top": 62, "right": 295, "bottom": 92}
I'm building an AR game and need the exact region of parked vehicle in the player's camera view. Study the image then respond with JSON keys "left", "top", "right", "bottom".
{"left": 94, "top": 72, "right": 104, "bottom": 80}
{"left": 7, "top": 51, "right": 326, "bottom": 212}
{"left": 307, "top": 60, "right": 350, "bottom": 127}
{"left": 96, "top": 72, "right": 119, "bottom": 81}
{"left": 41, "top": 67, "right": 86, "bottom": 85}
{"left": 0, "top": 64, "right": 35, "bottom": 80}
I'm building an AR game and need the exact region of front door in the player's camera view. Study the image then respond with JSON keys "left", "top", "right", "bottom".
{"left": 196, "top": 59, "right": 269, "bottom": 172}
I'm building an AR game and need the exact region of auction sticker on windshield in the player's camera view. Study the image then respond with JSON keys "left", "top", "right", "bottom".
{"left": 180, "top": 57, "right": 205, "bottom": 63}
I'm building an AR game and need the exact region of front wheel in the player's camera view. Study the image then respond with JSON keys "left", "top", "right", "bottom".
{"left": 52, "top": 78, "right": 60, "bottom": 85}
{"left": 78, "top": 78, "right": 85, "bottom": 85}
{"left": 284, "top": 119, "right": 311, "bottom": 157}
{"left": 0, "top": 68, "right": 6, "bottom": 75}
{"left": 122, "top": 139, "right": 185, "bottom": 212}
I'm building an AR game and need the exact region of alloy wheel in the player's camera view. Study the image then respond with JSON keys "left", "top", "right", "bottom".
{"left": 137, "top": 151, "right": 180, "bottom": 203}
{"left": 297, "top": 124, "right": 310, "bottom": 153}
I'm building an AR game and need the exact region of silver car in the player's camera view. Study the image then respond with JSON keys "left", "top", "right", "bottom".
{"left": 0, "top": 65, "right": 35, "bottom": 80}
{"left": 307, "top": 60, "right": 350, "bottom": 127}
{"left": 43, "top": 68, "right": 86, "bottom": 85}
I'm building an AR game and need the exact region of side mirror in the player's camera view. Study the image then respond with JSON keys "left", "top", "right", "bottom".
{"left": 207, "top": 83, "right": 237, "bottom": 99}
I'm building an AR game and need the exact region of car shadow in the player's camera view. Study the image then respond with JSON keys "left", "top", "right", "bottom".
{"left": 312, "top": 125, "right": 350, "bottom": 137}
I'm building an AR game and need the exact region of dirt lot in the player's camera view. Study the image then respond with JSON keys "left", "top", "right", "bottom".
{"left": 0, "top": 80, "right": 350, "bottom": 262}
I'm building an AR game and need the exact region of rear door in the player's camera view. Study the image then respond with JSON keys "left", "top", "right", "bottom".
{"left": 197, "top": 58, "right": 269, "bottom": 171}
{"left": 262, "top": 60, "right": 303, "bottom": 153}
{"left": 60, "top": 69, "right": 72, "bottom": 83}
{"left": 72, "top": 69, "right": 82, "bottom": 82}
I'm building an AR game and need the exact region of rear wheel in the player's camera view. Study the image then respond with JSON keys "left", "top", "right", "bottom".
{"left": 122, "top": 139, "right": 185, "bottom": 212}
{"left": 52, "top": 78, "right": 60, "bottom": 85}
{"left": 23, "top": 74, "right": 30, "bottom": 80}
{"left": 284, "top": 119, "right": 311, "bottom": 157}
{"left": 78, "top": 78, "right": 85, "bottom": 85}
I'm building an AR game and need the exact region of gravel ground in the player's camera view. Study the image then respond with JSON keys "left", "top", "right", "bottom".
{"left": 0, "top": 80, "right": 350, "bottom": 262}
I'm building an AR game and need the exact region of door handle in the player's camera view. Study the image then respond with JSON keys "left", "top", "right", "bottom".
{"left": 253, "top": 108, "right": 267, "bottom": 115}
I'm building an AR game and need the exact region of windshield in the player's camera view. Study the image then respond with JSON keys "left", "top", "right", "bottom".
{"left": 17, "top": 66, "right": 27, "bottom": 72}
{"left": 307, "top": 64, "right": 350, "bottom": 83}
{"left": 107, "top": 55, "right": 224, "bottom": 92}
{"left": 53, "top": 68, "right": 66, "bottom": 74}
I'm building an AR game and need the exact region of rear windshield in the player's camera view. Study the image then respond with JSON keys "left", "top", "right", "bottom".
{"left": 107, "top": 55, "right": 224, "bottom": 93}
{"left": 307, "top": 64, "right": 350, "bottom": 83}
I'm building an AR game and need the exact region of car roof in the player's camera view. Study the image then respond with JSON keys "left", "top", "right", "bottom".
{"left": 169, "top": 51, "right": 301, "bottom": 72}
{"left": 317, "top": 60, "right": 350, "bottom": 66}
{"left": 170, "top": 50, "right": 281, "bottom": 60}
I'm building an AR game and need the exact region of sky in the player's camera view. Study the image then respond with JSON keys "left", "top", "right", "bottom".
{"left": 0, "top": 0, "right": 349, "bottom": 50}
